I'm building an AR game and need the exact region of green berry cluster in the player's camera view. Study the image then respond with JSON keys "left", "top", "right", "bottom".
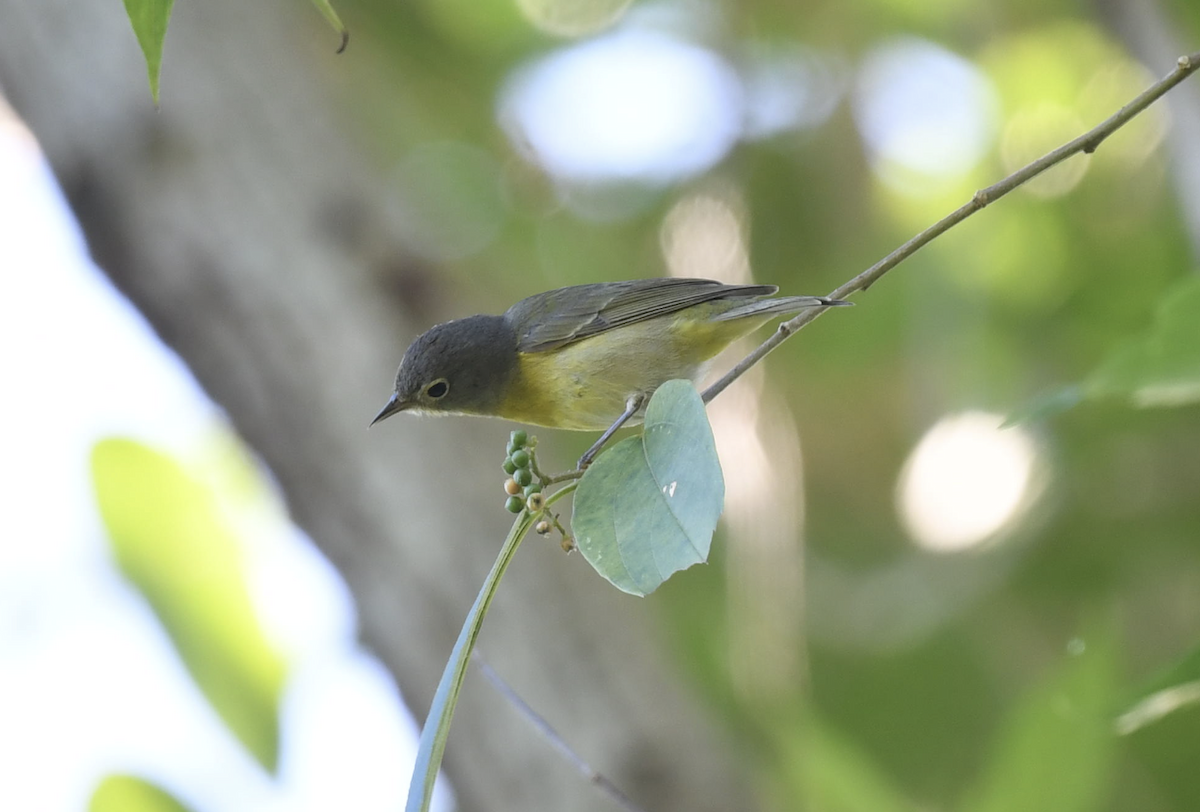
{"left": 502, "top": 430, "right": 542, "bottom": 513}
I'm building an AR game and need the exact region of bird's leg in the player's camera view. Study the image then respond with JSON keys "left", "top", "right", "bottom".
{"left": 578, "top": 394, "right": 645, "bottom": 470}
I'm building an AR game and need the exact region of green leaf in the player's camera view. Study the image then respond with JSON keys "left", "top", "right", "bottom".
{"left": 572, "top": 380, "right": 725, "bottom": 597}
{"left": 89, "top": 774, "right": 194, "bottom": 812}
{"left": 309, "top": 0, "right": 350, "bottom": 53}
{"left": 122, "top": 0, "right": 174, "bottom": 104}
{"left": 1085, "top": 276, "right": 1200, "bottom": 407}
{"left": 961, "top": 627, "right": 1118, "bottom": 812}
{"left": 407, "top": 511, "right": 537, "bottom": 812}
{"left": 91, "top": 438, "right": 286, "bottom": 773}
{"left": 1005, "top": 277, "right": 1200, "bottom": 423}
{"left": 1116, "top": 643, "right": 1200, "bottom": 735}
{"left": 1001, "top": 385, "right": 1083, "bottom": 428}
{"left": 797, "top": 716, "right": 921, "bottom": 812}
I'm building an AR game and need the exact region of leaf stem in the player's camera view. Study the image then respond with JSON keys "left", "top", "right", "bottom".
{"left": 701, "top": 51, "right": 1200, "bottom": 405}
{"left": 405, "top": 481, "right": 578, "bottom": 812}
{"left": 473, "top": 652, "right": 649, "bottom": 812}
{"left": 543, "top": 469, "right": 584, "bottom": 485}
{"left": 529, "top": 441, "right": 583, "bottom": 485}
{"left": 406, "top": 511, "right": 535, "bottom": 812}
{"left": 545, "top": 481, "right": 578, "bottom": 506}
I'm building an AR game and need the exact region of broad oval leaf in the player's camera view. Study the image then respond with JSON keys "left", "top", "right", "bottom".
{"left": 91, "top": 438, "right": 285, "bottom": 773}
{"left": 572, "top": 380, "right": 724, "bottom": 596}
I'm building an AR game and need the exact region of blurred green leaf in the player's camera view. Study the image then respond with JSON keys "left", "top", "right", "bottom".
{"left": 91, "top": 437, "right": 285, "bottom": 773}
{"left": 798, "top": 716, "right": 921, "bottom": 812}
{"left": 89, "top": 774, "right": 194, "bottom": 812}
{"left": 513, "top": 0, "right": 634, "bottom": 37}
{"left": 1007, "top": 276, "right": 1200, "bottom": 424}
{"left": 121, "top": 0, "right": 174, "bottom": 104}
{"left": 961, "top": 628, "right": 1119, "bottom": 812}
{"left": 572, "top": 380, "right": 724, "bottom": 597}
{"left": 1085, "top": 276, "right": 1200, "bottom": 407}
{"left": 1002, "top": 384, "right": 1084, "bottom": 427}
{"left": 1117, "top": 644, "right": 1200, "bottom": 736}
{"left": 1120, "top": 700, "right": 1200, "bottom": 810}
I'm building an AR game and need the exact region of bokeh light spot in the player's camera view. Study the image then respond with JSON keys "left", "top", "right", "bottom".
{"left": 854, "top": 38, "right": 998, "bottom": 196}
{"left": 660, "top": 187, "right": 750, "bottom": 282}
{"left": 1080, "top": 59, "right": 1167, "bottom": 169}
{"left": 499, "top": 29, "right": 743, "bottom": 184}
{"left": 898, "top": 411, "right": 1041, "bottom": 552}
{"left": 1001, "top": 103, "right": 1089, "bottom": 198}
{"left": 741, "top": 44, "right": 846, "bottom": 139}
{"left": 515, "top": 0, "right": 634, "bottom": 37}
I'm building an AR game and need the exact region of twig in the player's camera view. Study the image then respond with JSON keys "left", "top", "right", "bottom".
{"left": 473, "top": 651, "right": 649, "bottom": 812}
{"left": 702, "top": 51, "right": 1200, "bottom": 404}
{"left": 529, "top": 443, "right": 584, "bottom": 485}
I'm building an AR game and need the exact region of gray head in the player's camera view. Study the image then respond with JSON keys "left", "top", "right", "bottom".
{"left": 371, "top": 314, "right": 518, "bottom": 426}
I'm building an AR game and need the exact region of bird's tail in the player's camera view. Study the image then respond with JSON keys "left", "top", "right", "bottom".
{"left": 713, "top": 295, "right": 852, "bottom": 321}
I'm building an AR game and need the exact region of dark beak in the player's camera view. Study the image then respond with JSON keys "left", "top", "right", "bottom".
{"left": 370, "top": 393, "right": 411, "bottom": 427}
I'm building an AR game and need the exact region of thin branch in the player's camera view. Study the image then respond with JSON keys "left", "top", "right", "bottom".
{"left": 473, "top": 651, "right": 650, "bottom": 812}
{"left": 702, "top": 50, "right": 1200, "bottom": 405}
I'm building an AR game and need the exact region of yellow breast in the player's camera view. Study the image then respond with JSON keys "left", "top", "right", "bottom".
{"left": 495, "top": 310, "right": 769, "bottom": 430}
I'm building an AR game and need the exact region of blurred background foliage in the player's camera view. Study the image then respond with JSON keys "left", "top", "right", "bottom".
{"left": 92, "top": 0, "right": 1200, "bottom": 807}
{"left": 90, "top": 774, "right": 195, "bottom": 812}
{"left": 92, "top": 438, "right": 286, "bottom": 774}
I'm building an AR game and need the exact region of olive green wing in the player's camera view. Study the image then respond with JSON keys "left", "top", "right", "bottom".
{"left": 506, "top": 278, "right": 778, "bottom": 353}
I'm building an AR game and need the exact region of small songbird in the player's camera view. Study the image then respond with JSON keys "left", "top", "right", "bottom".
{"left": 371, "top": 277, "right": 848, "bottom": 443}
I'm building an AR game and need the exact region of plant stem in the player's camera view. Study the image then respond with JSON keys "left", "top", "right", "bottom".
{"left": 474, "top": 652, "right": 649, "bottom": 812}
{"left": 406, "top": 511, "right": 535, "bottom": 812}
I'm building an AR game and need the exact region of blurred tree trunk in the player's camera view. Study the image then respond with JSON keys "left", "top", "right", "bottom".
{"left": 0, "top": 2, "right": 751, "bottom": 810}
{"left": 1095, "top": 0, "right": 1200, "bottom": 258}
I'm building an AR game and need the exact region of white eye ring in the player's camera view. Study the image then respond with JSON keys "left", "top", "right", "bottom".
{"left": 425, "top": 379, "right": 450, "bottom": 399}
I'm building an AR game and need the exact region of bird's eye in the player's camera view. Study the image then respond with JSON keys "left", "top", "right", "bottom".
{"left": 425, "top": 379, "right": 449, "bottom": 399}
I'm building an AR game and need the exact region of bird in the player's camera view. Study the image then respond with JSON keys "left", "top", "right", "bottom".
{"left": 371, "top": 277, "right": 848, "bottom": 457}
